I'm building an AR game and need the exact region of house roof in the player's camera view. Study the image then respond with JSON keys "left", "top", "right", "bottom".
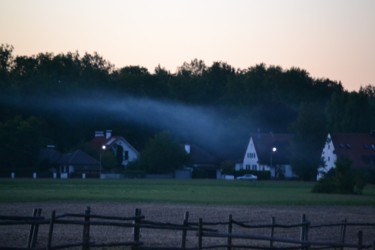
{"left": 183, "top": 144, "right": 219, "bottom": 168}
{"left": 91, "top": 135, "right": 139, "bottom": 155}
{"left": 188, "top": 145, "right": 219, "bottom": 166}
{"left": 330, "top": 133, "right": 375, "bottom": 169}
{"left": 250, "top": 133, "right": 293, "bottom": 165}
{"left": 38, "top": 146, "right": 62, "bottom": 164}
{"left": 60, "top": 150, "right": 100, "bottom": 167}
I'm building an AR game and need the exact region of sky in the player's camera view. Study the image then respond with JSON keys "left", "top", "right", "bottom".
{"left": 1, "top": 0, "right": 374, "bottom": 92}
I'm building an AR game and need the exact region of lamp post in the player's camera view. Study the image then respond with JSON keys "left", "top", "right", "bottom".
{"left": 100, "top": 145, "right": 106, "bottom": 179}
{"left": 270, "top": 147, "right": 277, "bottom": 178}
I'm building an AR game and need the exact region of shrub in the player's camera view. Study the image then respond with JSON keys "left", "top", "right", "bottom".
{"left": 312, "top": 158, "right": 366, "bottom": 194}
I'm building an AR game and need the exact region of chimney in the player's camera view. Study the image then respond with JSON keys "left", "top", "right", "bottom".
{"left": 184, "top": 144, "right": 191, "bottom": 154}
{"left": 95, "top": 131, "right": 104, "bottom": 137}
{"left": 106, "top": 130, "right": 112, "bottom": 139}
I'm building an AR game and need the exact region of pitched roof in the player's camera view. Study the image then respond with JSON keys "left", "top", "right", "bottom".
{"left": 331, "top": 133, "right": 375, "bottom": 169}
{"left": 250, "top": 133, "right": 293, "bottom": 165}
{"left": 188, "top": 144, "right": 219, "bottom": 166}
{"left": 38, "top": 146, "right": 62, "bottom": 164}
{"left": 91, "top": 135, "right": 139, "bottom": 155}
{"left": 60, "top": 150, "right": 100, "bottom": 167}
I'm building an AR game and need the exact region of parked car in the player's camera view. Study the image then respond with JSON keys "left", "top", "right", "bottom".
{"left": 236, "top": 174, "right": 257, "bottom": 180}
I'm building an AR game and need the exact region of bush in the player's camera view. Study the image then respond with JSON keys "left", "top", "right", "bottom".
{"left": 312, "top": 158, "right": 366, "bottom": 194}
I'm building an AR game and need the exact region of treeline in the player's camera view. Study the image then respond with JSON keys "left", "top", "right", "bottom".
{"left": 0, "top": 44, "right": 374, "bottom": 179}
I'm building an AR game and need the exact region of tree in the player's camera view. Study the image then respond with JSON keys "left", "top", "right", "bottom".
{"left": 177, "top": 59, "right": 207, "bottom": 77}
{"left": 0, "top": 116, "right": 48, "bottom": 175}
{"left": 0, "top": 44, "right": 14, "bottom": 83}
{"left": 136, "top": 132, "right": 188, "bottom": 174}
{"left": 290, "top": 102, "right": 327, "bottom": 180}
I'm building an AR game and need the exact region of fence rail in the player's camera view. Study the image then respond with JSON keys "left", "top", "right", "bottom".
{"left": 0, "top": 207, "right": 374, "bottom": 250}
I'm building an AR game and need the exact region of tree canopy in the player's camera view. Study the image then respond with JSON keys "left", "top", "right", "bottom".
{"left": 0, "top": 44, "right": 374, "bottom": 176}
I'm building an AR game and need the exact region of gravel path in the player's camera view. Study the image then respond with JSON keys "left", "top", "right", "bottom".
{"left": 1, "top": 203, "right": 374, "bottom": 249}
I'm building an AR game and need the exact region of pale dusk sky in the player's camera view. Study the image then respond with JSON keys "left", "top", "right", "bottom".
{"left": 1, "top": 0, "right": 374, "bottom": 91}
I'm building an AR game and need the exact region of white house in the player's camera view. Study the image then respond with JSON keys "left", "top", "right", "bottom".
{"left": 91, "top": 130, "right": 139, "bottom": 167}
{"left": 237, "top": 133, "right": 296, "bottom": 179}
{"left": 317, "top": 133, "right": 375, "bottom": 180}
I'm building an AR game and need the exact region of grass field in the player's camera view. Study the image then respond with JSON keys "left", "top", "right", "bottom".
{"left": 0, "top": 179, "right": 374, "bottom": 206}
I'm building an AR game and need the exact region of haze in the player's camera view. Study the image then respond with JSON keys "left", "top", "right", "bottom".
{"left": 1, "top": 0, "right": 374, "bottom": 91}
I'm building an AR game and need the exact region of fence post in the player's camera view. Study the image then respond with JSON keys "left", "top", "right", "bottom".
{"left": 47, "top": 210, "right": 56, "bottom": 250}
{"left": 270, "top": 216, "right": 275, "bottom": 248}
{"left": 198, "top": 218, "right": 203, "bottom": 250}
{"left": 82, "top": 206, "right": 91, "bottom": 250}
{"left": 181, "top": 211, "right": 189, "bottom": 249}
{"left": 340, "top": 218, "right": 347, "bottom": 250}
{"left": 357, "top": 231, "right": 363, "bottom": 250}
{"left": 227, "top": 214, "right": 233, "bottom": 250}
{"left": 133, "top": 208, "right": 141, "bottom": 248}
{"left": 27, "top": 208, "right": 42, "bottom": 248}
{"left": 300, "top": 214, "right": 309, "bottom": 249}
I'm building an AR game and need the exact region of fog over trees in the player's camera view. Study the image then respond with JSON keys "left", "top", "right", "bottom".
{"left": 1, "top": 44, "right": 374, "bottom": 178}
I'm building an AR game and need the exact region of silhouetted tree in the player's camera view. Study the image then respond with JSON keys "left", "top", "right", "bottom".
{"left": 290, "top": 102, "right": 327, "bottom": 180}
{"left": 136, "top": 132, "right": 188, "bottom": 174}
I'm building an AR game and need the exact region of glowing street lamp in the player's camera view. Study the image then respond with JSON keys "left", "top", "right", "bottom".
{"left": 100, "top": 145, "right": 106, "bottom": 178}
{"left": 270, "top": 147, "right": 277, "bottom": 178}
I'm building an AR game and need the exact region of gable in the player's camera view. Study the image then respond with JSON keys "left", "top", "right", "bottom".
{"left": 90, "top": 134, "right": 139, "bottom": 156}
{"left": 106, "top": 136, "right": 140, "bottom": 156}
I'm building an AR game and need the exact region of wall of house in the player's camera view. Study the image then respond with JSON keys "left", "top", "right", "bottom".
{"left": 317, "top": 134, "right": 337, "bottom": 180}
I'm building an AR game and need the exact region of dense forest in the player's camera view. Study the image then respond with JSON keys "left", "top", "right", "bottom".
{"left": 0, "top": 44, "right": 374, "bottom": 179}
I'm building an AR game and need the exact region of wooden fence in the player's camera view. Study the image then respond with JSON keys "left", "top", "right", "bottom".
{"left": 0, "top": 207, "right": 374, "bottom": 249}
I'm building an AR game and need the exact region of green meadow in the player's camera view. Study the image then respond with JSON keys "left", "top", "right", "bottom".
{"left": 0, "top": 179, "right": 374, "bottom": 206}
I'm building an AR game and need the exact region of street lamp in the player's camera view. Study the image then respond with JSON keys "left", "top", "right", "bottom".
{"left": 100, "top": 145, "right": 106, "bottom": 179}
{"left": 270, "top": 147, "right": 277, "bottom": 178}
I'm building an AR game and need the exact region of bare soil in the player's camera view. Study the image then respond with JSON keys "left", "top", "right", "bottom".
{"left": 1, "top": 203, "right": 374, "bottom": 249}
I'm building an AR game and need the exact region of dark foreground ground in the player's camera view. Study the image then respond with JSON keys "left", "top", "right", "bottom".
{"left": 1, "top": 203, "right": 374, "bottom": 249}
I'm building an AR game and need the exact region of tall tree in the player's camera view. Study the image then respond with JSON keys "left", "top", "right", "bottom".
{"left": 290, "top": 102, "right": 327, "bottom": 180}
{"left": 136, "top": 132, "right": 188, "bottom": 174}
{"left": 0, "top": 116, "right": 48, "bottom": 175}
{"left": 0, "top": 44, "right": 14, "bottom": 83}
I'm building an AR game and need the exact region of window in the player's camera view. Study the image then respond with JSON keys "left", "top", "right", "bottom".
{"left": 246, "top": 164, "right": 250, "bottom": 170}
{"left": 328, "top": 157, "right": 330, "bottom": 162}
{"left": 247, "top": 153, "right": 256, "bottom": 158}
{"left": 124, "top": 151, "right": 129, "bottom": 161}
{"left": 247, "top": 153, "right": 256, "bottom": 159}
